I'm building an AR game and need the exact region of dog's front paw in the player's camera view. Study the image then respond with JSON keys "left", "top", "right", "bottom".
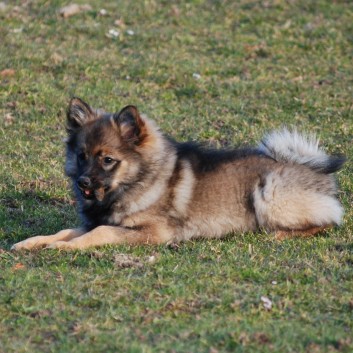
{"left": 11, "top": 236, "right": 48, "bottom": 251}
{"left": 11, "top": 235, "right": 49, "bottom": 251}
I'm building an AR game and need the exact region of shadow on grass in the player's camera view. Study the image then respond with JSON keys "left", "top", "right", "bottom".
{"left": 0, "top": 185, "right": 77, "bottom": 249}
{"left": 333, "top": 243, "right": 353, "bottom": 252}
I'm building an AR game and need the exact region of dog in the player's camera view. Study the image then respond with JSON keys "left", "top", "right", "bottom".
{"left": 11, "top": 97, "right": 346, "bottom": 250}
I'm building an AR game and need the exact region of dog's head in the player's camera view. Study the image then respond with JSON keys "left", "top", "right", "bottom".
{"left": 65, "top": 97, "right": 158, "bottom": 204}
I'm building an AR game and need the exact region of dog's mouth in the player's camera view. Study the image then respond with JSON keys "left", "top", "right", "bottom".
{"left": 80, "top": 187, "right": 106, "bottom": 201}
{"left": 80, "top": 188, "right": 95, "bottom": 199}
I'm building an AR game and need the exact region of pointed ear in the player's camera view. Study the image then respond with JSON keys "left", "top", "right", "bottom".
{"left": 114, "top": 105, "right": 146, "bottom": 145}
{"left": 67, "top": 97, "right": 95, "bottom": 132}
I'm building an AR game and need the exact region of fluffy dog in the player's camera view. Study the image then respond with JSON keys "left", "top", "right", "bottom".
{"left": 12, "top": 97, "right": 345, "bottom": 250}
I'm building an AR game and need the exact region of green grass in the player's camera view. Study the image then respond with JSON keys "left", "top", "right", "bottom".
{"left": 1, "top": 0, "right": 352, "bottom": 352}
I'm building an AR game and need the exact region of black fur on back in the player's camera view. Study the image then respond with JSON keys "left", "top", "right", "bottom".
{"left": 172, "top": 140, "right": 271, "bottom": 174}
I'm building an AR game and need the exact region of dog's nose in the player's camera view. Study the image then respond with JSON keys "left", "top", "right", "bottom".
{"left": 77, "top": 176, "right": 92, "bottom": 189}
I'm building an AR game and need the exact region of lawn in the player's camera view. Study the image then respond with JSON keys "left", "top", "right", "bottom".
{"left": 0, "top": 0, "right": 352, "bottom": 352}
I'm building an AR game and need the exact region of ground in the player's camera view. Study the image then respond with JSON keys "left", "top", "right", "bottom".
{"left": 0, "top": 1, "right": 352, "bottom": 352}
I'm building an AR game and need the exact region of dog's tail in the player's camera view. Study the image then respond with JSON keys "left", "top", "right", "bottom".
{"left": 258, "top": 128, "right": 346, "bottom": 174}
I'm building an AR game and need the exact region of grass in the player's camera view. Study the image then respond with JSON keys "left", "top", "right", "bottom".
{"left": 0, "top": 0, "right": 352, "bottom": 352}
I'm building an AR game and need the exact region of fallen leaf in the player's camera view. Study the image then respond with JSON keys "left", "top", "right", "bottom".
{"left": 6, "top": 101, "right": 17, "bottom": 108}
{"left": 55, "top": 272, "right": 64, "bottom": 282}
{"left": 1, "top": 69, "right": 15, "bottom": 77}
{"left": 146, "top": 255, "right": 157, "bottom": 264}
{"left": 114, "top": 253, "right": 144, "bottom": 269}
{"left": 170, "top": 5, "right": 180, "bottom": 17}
{"left": 59, "top": 4, "right": 92, "bottom": 18}
{"left": 12, "top": 262, "right": 26, "bottom": 271}
{"left": 11, "top": 28, "right": 23, "bottom": 33}
{"left": 230, "top": 300, "right": 241, "bottom": 309}
{"left": 12, "top": 5, "right": 22, "bottom": 13}
{"left": 239, "top": 332, "right": 250, "bottom": 345}
{"left": 305, "top": 343, "right": 323, "bottom": 353}
{"left": 4, "top": 113, "right": 15, "bottom": 126}
{"left": 253, "top": 332, "right": 271, "bottom": 344}
{"left": 114, "top": 253, "right": 158, "bottom": 269}
{"left": 292, "top": 75, "right": 303, "bottom": 82}
{"left": 51, "top": 53, "right": 64, "bottom": 64}
{"left": 0, "top": 2, "right": 7, "bottom": 12}
{"left": 282, "top": 20, "right": 291, "bottom": 29}
{"left": 114, "top": 19, "right": 125, "bottom": 27}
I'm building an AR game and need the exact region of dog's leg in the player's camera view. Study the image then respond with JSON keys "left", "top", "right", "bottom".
{"left": 47, "top": 224, "right": 172, "bottom": 250}
{"left": 275, "top": 225, "right": 332, "bottom": 240}
{"left": 11, "top": 228, "right": 85, "bottom": 251}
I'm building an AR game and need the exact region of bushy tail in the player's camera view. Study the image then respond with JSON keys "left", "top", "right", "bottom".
{"left": 258, "top": 129, "right": 346, "bottom": 174}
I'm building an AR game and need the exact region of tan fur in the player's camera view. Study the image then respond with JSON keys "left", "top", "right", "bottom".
{"left": 13, "top": 229, "right": 85, "bottom": 249}
{"left": 253, "top": 165, "right": 342, "bottom": 230}
{"left": 11, "top": 99, "right": 345, "bottom": 251}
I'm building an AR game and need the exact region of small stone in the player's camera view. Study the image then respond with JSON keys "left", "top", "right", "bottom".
{"left": 192, "top": 73, "right": 201, "bottom": 80}
{"left": 260, "top": 296, "right": 273, "bottom": 310}
{"left": 146, "top": 255, "right": 156, "bottom": 264}
{"left": 106, "top": 28, "right": 120, "bottom": 38}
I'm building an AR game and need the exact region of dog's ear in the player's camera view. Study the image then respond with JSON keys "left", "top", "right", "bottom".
{"left": 114, "top": 105, "right": 147, "bottom": 145}
{"left": 67, "top": 97, "right": 95, "bottom": 131}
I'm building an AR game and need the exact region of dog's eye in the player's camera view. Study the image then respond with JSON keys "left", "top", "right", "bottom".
{"left": 103, "top": 157, "right": 114, "bottom": 165}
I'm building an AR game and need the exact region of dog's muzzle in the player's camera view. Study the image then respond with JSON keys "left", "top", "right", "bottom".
{"left": 77, "top": 176, "right": 94, "bottom": 199}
